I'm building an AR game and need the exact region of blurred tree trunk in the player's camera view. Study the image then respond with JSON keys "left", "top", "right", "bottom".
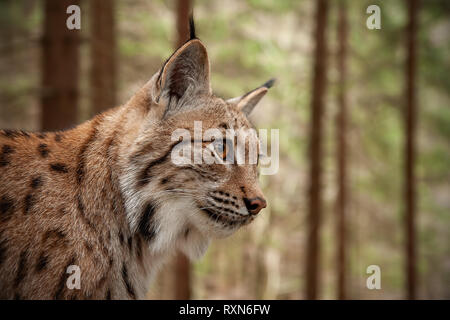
{"left": 174, "top": 0, "right": 192, "bottom": 300}
{"left": 41, "top": 0, "right": 80, "bottom": 131}
{"left": 90, "top": 0, "right": 116, "bottom": 114}
{"left": 335, "top": 0, "right": 348, "bottom": 300}
{"left": 176, "top": 0, "right": 191, "bottom": 47}
{"left": 404, "top": 0, "right": 419, "bottom": 300}
{"left": 305, "top": 0, "right": 329, "bottom": 300}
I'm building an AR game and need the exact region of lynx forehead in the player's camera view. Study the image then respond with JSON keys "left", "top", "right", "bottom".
{"left": 0, "top": 18, "right": 273, "bottom": 299}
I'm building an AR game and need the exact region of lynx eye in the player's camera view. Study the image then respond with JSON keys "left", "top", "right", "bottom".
{"left": 213, "top": 138, "right": 232, "bottom": 160}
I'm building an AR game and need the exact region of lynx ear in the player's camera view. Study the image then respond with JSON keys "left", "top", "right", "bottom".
{"left": 156, "top": 39, "right": 211, "bottom": 116}
{"left": 228, "top": 78, "right": 275, "bottom": 116}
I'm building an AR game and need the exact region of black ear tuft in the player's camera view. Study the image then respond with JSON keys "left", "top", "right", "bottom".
{"left": 189, "top": 15, "right": 196, "bottom": 40}
{"left": 262, "top": 78, "right": 276, "bottom": 89}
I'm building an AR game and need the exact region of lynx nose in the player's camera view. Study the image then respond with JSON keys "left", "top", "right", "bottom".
{"left": 243, "top": 197, "right": 267, "bottom": 215}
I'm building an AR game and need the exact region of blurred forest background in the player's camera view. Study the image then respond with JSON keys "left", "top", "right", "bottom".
{"left": 0, "top": 0, "right": 449, "bottom": 299}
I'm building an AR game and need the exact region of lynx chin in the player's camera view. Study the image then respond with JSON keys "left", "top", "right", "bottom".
{"left": 0, "top": 17, "right": 273, "bottom": 299}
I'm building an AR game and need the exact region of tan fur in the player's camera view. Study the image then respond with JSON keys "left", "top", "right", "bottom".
{"left": 0, "top": 36, "right": 270, "bottom": 299}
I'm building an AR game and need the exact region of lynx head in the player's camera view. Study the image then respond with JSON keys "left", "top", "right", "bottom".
{"left": 123, "top": 18, "right": 273, "bottom": 258}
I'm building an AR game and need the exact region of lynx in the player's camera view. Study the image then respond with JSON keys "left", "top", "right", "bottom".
{"left": 0, "top": 19, "right": 272, "bottom": 299}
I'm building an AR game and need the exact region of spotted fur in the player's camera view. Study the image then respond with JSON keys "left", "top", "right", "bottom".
{"left": 0, "top": 19, "right": 271, "bottom": 299}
